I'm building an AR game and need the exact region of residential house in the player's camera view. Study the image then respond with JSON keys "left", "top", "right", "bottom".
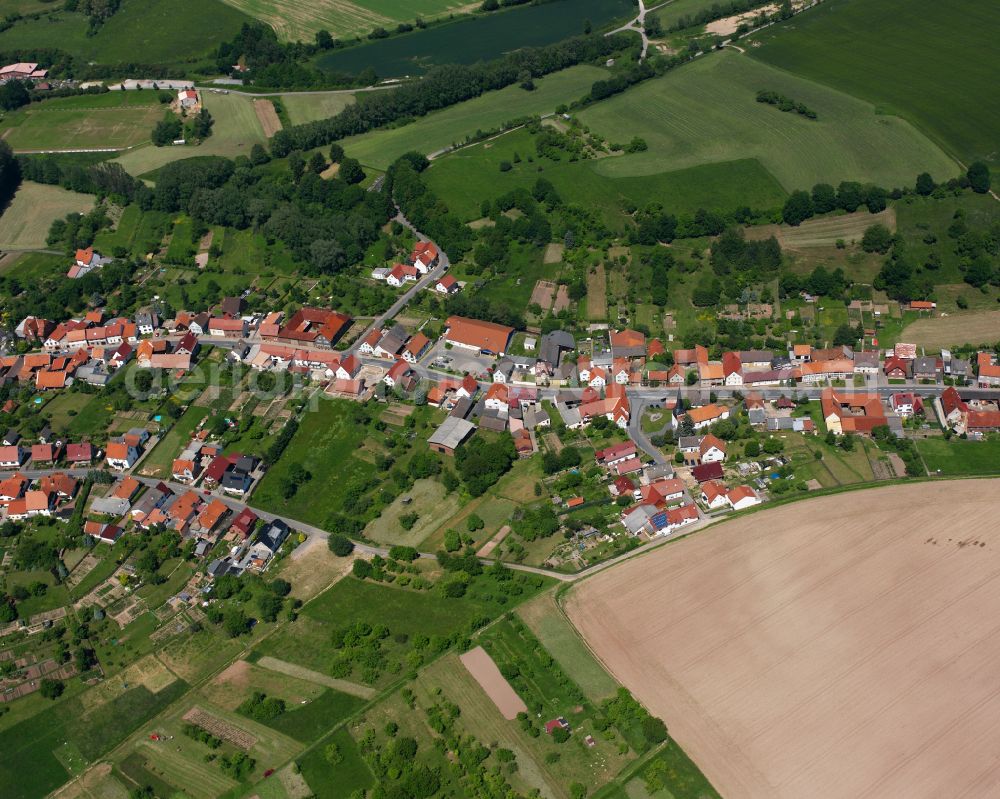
{"left": 0, "top": 473, "right": 27, "bottom": 505}
{"left": 106, "top": 441, "right": 139, "bottom": 470}
{"left": 208, "top": 317, "right": 248, "bottom": 338}
{"left": 727, "top": 485, "right": 760, "bottom": 510}
{"left": 853, "top": 351, "right": 880, "bottom": 374}
{"left": 0, "top": 445, "right": 25, "bottom": 468}
{"left": 230, "top": 507, "right": 258, "bottom": 539}
{"left": 701, "top": 480, "right": 729, "bottom": 510}
{"left": 172, "top": 458, "right": 200, "bottom": 483}
{"left": 8, "top": 490, "right": 54, "bottom": 520}
{"left": 383, "top": 359, "right": 414, "bottom": 389}
{"left": 402, "top": 333, "right": 431, "bottom": 363}
{"left": 799, "top": 359, "right": 855, "bottom": 384}
{"left": 410, "top": 241, "right": 439, "bottom": 272}
{"left": 610, "top": 329, "right": 646, "bottom": 359}
{"left": 883, "top": 356, "right": 909, "bottom": 379}
{"left": 484, "top": 383, "right": 510, "bottom": 413}
{"left": 30, "top": 443, "right": 61, "bottom": 465}
{"left": 220, "top": 296, "right": 245, "bottom": 318}
{"left": 977, "top": 353, "right": 1000, "bottom": 388}
{"left": 699, "top": 434, "right": 727, "bottom": 463}
{"left": 197, "top": 499, "right": 228, "bottom": 533}
{"left": 595, "top": 441, "right": 638, "bottom": 469}
{"left": 2, "top": 430, "right": 19, "bottom": 446}
{"left": 691, "top": 462, "right": 724, "bottom": 483}
{"left": 386, "top": 263, "right": 419, "bottom": 287}
{"left": 821, "top": 388, "right": 892, "bottom": 436}
{"left": 674, "top": 345, "right": 708, "bottom": 367}
{"left": 698, "top": 362, "right": 725, "bottom": 387}
{"left": 912, "top": 356, "right": 939, "bottom": 381}
{"left": 135, "top": 311, "right": 158, "bottom": 335}
{"left": 738, "top": 350, "right": 774, "bottom": 370}
{"left": 890, "top": 392, "right": 924, "bottom": 418}
{"left": 722, "top": 352, "right": 743, "bottom": 386}
{"left": 65, "top": 442, "right": 94, "bottom": 465}
{"left": 435, "top": 275, "right": 460, "bottom": 294}
{"left": 538, "top": 331, "right": 575, "bottom": 368}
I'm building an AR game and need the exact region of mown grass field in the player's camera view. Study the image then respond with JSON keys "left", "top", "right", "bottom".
{"left": 0, "top": 182, "right": 94, "bottom": 250}
{"left": 114, "top": 93, "right": 266, "bottom": 177}
{"left": 748, "top": 0, "right": 1000, "bottom": 165}
{"left": 219, "top": 0, "right": 475, "bottom": 41}
{"left": 578, "top": 50, "right": 959, "bottom": 192}
{"left": 341, "top": 65, "right": 607, "bottom": 170}
{"left": 281, "top": 91, "right": 355, "bottom": 125}
{"left": 0, "top": 0, "right": 252, "bottom": 66}
{"left": 425, "top": 126, "right": 787, "bottom": 225}
{"left": 0, "top": 91, "right": 164, "bottom": 151}
{"left": 917, "top": 440, "right": 1000, "bottom": 476}
{"left": 899, "top": 310, "right": 1000, "bottom": 351}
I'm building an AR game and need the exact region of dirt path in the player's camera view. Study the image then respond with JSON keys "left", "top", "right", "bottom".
{"left": 255, "top": 656, "right": 376, "bottom": 699}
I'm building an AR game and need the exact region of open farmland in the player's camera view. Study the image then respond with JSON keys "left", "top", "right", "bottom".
{"left": 0, "top": 92, "right": 164, "bottom": 151}
{"left": 219, "top": 0, "right": 476, "bottom": 41}
{"left": 567, "top": 480, "right": 1000, "bottom": 799}
{"left": 282, "top": 91, "right": 355, "bottom": 125}
{"left": 0, "top": 183, "right": 94, "bottom": 250}
{"left": 0, "top": 0, "right": 252, "bottom": 67}
{"left": 578, "top": 50, "right": 959, "bottom": 192}
{"left": 341, "top": 65, "right": 607, "bottom": 170}
{"left": 898, "top": 309, "right": 1000, "bottom": 351}
{"left": 114, "top": 93, "right": 266, "bottom": 177}
{"left": 748, "top": 0, "right": 1000, "bottom": 166}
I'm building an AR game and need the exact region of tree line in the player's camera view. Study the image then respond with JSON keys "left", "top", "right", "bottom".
{"left": 268, "top": 33, "right": 630, "bottom": 157}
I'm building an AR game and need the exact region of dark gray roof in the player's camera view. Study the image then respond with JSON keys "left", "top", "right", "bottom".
{"left": 3, "top": 429, "right": 19, "bottom": 445}
{"left": 539, "top": 331, "right": 575, "bottom": 366}
{"left": 258, "top": 519, "right": 290, "bottom": 552}
{"left": 449, "top": 397, "right": 473, "bottom": 419}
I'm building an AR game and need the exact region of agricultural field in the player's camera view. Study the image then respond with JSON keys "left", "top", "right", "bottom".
{"left": 314, "top": 0, "right": 633, "bottom": 76}
{"left": 567, "top": 480, "right": 1000, "bottom": 799}
{"left": 899, "top": 310, "right": 1000, "bottom": 351}
{"left": 114, "top": 92, "right": 266, "bottom": 177}
{"left": 0, "top": 0, "right": 252, "bottom": 67}
{"left": 425, "top": 123, "right": 787, "bottom": 225}
{"left": 0, "top": 91, "right": 165, "bottom": 151}
{"left": 218, "top": 0, "right": 476, "bottom": 41}
{"left": 578, "top": 50, "right": 959, "bottom": 193}
{"left": 281, "top": 91, "right": 355, "bottom": 125}
{"left": 0, "top": 183, "right": 94, "bottom": 250}
{"left": 341, "top": 64, "right": 608, "bottom": 170}
{"left": 748, "top": 0, "right": 1000, "bottom": 165}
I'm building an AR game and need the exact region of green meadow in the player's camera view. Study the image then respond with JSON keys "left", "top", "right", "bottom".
{"left": 748, "top": 0, "right": 1000, "bottom": 165}
{"left": 0, "top": 0, "right": 251, "bottom": 66}
{"left": 342, "top": 65, "right": 607, "bottom": 170}
{"left": 577, "top": 49, "right": 959, "bottom": 192}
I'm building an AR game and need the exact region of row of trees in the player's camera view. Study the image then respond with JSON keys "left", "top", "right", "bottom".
{"left": 269, "top": 33, "right": 630, "bottom": 156}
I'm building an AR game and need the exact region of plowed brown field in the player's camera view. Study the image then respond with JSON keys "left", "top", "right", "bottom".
{"left": 566, "top": 480, "right": 1000, "bottom": 799}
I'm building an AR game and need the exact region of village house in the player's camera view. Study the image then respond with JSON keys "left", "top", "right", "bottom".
{"left": 0, "top": 445, "right": 25, "bottom": 468}
{"left": 699, "top": 434, "right": 727, "bottom": 464}
{"left": 208, "top": 317, "right": 248, "bottom": 338}
{"left": 383, "top": 359, "right": 414, "bottom": 390}
{"left": 722, "top": 352, "right": 743, "bottom": 386}
{"left": 106, "top": 440, "right": 139, "bottom": 470}
{"left": 595, "top": 441, "right": 638, "bottom": 469}
{"left": 427, "top": 416, "right": 476, "bottom": 456}
{"left": 610, "top": 329, "right": 646, "bottom": 359}
{"left": 727, "top": 485, "right": 761, "bottom": 511}
{"left": 264, "top": 307, "right": 352, "bottom": 349}
{"left": 686, "top": 404, "right": 730, "bottom": 431}
{"left": 435, "top": 275, "right": 460, "bottom": 294}
{"left": 822, "top": 388, "right": 896, "bottom": 436}
{"left": 386, "top": 263, "right": 419, "bottom": 287}
{"left": 701, "top": 480, "right": 730, "bottom": 510}
{"left": 409, "top": 241, "right": 439, "bottom": 272}
{"left": 402, "top": 333, "right": 431, "bottom": 363}
{"left": 977, "top": 353, "right": 1000, "bottom": 388}
{"left": 890, "top": 392, "right": 924, "bottom": 418}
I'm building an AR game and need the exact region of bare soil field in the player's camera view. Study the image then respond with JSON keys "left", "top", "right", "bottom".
{"left": 459, "top": 645, "right": 527, "bottom": 720}
{"left": 183, "top": 706, "right": 257, "bottom": 749}
{"left": 899, "top": 308, "right": 1000, "bottom": 350}
{"left": 530, "top": 279, "right": 556, "bottom": 310}
{"left": 552, "top": 284, "right": 570, "bottom": 313}
{"left": 253, "top": 99, "right": 282, "bottom": 138}
{"left": 567, "top": 480, "right": 1000, "bottom": 799}
{"left": 745, "top": 208, "right": 896, "bottom": 249}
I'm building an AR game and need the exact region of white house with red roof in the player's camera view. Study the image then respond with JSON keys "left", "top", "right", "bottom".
{"left": 178, "top": 88, "right": 199, "bottom": 108}
{"left": 386, "top": 263, "right": 419, "bottom": 288}
{"left": 435, "top": 275, "right": 459, "bottom": 294}
{"left": 410, "top": 241, "right": 439, "bottom": 272}
{"left": 67, "top": 247, "right": 110, "bottom": 279}
{"left": 383, "top": 359, "right": 412, "bottom": 389}
{"left": 727, "top": 485, "right": 760, "bottom": 511}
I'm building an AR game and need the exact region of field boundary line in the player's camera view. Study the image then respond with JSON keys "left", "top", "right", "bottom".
{"left": 255, "top": 656, "right": 376, "bottom": 699}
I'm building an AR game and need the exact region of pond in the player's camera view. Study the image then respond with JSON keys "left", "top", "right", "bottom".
{"left": 316, "top": 0, "right": 636, "bottom": 78}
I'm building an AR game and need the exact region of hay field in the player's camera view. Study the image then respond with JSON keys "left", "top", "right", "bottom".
{"left": 114, "top": 93, "right": 265, "bottom": 177}
{"left": 899, "top": 309, "right": 1000, "bottom": 350}
{"left": 0, "top": 183, "right": 95, "bottom": 249}
{"left": 282, "top": 91, "right": 355, "bottom": 125}
{"left": 745, "top": 208, "right": 895, "bottom": 249}
{"left": 218, "top": 0, "right": 475, "bottom": 41}
{"left": 579, "top": 50, "right": 959, "bottom": 191}
{"left": 567, "top": 480, "right": 1000, "bottom": 799}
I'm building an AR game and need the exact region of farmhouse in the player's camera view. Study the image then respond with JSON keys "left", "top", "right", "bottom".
{"left": 265, "top": 307, "right": 352, "bottom": 349}
{"left": 443, "top": 316, "right": 514, "bottom": 357}
{"left": 687, "top": 404, "right": 730, "bottom": 431}
{"left": 821, "top": 388, "right": 895, "bottom": 436}
{"left": 610, "top": 328, "right": 646, "bottom": 359}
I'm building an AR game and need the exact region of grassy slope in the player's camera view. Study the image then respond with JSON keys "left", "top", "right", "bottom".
{"left": 424, "top": 127, "right": 787, "bottom": 225}
{"left": 0, "top": 183, "right": 95, "bottom": 249}
{"left": 0, "top": 0, "right": 252, "bottom": 66}
{"left": 217, "top": 0, "right": 473, "bottom": 41}
{"left": 113, "top": 93, "right": 266, "bottom": 176}
{"left": 577, "top": 49, "right": 959, "bottom": 191}
{"left": 747, "top": 0, "right": 1000, "bottom": 166}
{"left": 281, "top": 91, "right": 355, "bottom": 125}
{"left": 341, "top": 65, "right": 607, "bottom": 170}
